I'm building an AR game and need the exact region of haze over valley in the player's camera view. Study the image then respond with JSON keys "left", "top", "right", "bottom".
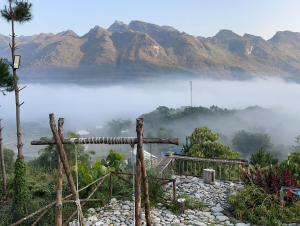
{"left": 1, "top": 78, "right": 299, "bottom": 159}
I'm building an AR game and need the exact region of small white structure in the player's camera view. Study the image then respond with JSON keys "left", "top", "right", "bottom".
{"left": 203, "top": 169, "right": 215, "bottom": 184}
{"left": 129, "top": 148, "right": 159, "bottom": 166}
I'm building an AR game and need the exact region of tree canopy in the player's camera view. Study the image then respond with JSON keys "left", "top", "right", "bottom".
{"left": 184, "top": 127, "right": 239, "bottom": 159}
{"left": 1, "top": 0, "right": 32, "bottom": 23}
{"left": 232, "top": 130, "right": 272, "bottom": 158}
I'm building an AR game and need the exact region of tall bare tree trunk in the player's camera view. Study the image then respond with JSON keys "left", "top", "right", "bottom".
{"left": 0, "top": 120, "right": 7, "bottom": 196}
{"left": 9, "top": 1, "right": 24, "bottom": 160}
{"left": 135, "top": 122, "right": 142, "bottom": 226}
{"left": 137, "top": 118, "right": 152, "bottom": 226}
{"left": 55, "top": 118, "right": 64, "bottom": 226}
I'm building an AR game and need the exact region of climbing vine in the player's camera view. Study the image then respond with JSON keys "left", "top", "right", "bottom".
{"left": 12, "top": 158, "right": 29, "bottom": 220}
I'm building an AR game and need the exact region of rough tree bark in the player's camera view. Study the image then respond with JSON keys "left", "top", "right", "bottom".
{"left": 0, "top": 120, "right": 7, "bottom": 196}
{"left": 135, "top": 121, "right": 142, "bottom": 226}
{"left": 137, "top": 118, "right": 152, "bottom": 226}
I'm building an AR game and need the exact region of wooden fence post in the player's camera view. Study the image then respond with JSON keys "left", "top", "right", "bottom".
{"left": 56, "top": 118, "right": 64, "bottom": 226}
{"left": 49, "top": 113, "right": 84, "bottom": 226}
{"left": 172, "top": 179, "right": 176, "bottom": 202}
{"left": 109, "top": 173, "right": 113, "bottom": 198}
{"left": 137, "top": 118, "right": 152, "bottom": 226}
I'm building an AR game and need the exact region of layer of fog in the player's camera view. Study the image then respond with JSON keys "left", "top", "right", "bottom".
{"left": 1, "top": 77, "right": 300, "bottom": 157}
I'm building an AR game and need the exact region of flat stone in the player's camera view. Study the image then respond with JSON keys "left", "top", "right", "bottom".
{"left": 216, "top": 215, "right": 229, "bottom": 222}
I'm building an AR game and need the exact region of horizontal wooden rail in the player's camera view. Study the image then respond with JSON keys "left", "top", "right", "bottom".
{"left": 31, "top": 137, "right": 179, "bottom": 146}
{"left": 10, "top": 174, "right": 110, "bottom": 226}
{"left": 170, "top": 155, "right": 248, "bottom": 165}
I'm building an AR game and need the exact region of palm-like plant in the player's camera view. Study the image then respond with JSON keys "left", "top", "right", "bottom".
{"left": 1, "top": 0, "right": 32, "bottom": 221}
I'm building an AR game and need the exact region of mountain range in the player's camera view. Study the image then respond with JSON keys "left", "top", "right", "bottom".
{"left": 1, "top": 20, "right": 300, "bottom": 79}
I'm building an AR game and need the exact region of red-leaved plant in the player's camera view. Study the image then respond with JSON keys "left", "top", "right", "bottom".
{"left": 241, "top": 166, "right": 298, "bottom": 195}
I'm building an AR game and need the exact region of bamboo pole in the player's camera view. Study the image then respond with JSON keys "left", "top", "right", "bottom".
{"left": 49, "top": 113, "right": 84, "bottom": 226}
{"left": 56, "top": 118, "right": 64, "bottom": 226}
{"left": 0, "top": 120, "right": 7, "bottom": 196}
{"left": 137, "top": 118, "right": 152, "bottom": 226}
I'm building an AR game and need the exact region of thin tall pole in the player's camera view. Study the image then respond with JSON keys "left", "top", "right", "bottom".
{"left": 190, "top": 81, "right": 193, "bottom": 107}
{"left": 137, "top": 118, "right": 152, "bottom": 226}
{"left": 0, "top": 119, "right": 7, "bottom": 196}
{"left": 9, "top": 0, "right": 24, "bottom": 160}
{"left": 56, "top": 118, "right": 64, "bottom": 226}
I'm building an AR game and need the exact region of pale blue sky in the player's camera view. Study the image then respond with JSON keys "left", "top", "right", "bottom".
{"left": 1, "top": 0, "right": 300, "bottom": 39}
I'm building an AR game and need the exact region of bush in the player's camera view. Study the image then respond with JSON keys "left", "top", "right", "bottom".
{"left": 228, "top": 185, "right": 300, "bottom": 225}
{"left": 250, "top": 148, "right": 278, "bottom": 167}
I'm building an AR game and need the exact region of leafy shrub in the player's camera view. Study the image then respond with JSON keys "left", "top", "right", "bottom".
{"left": 228, "top": 185, "right": 300, "bottom": 225}
{"left": 250, "top": 148, "right": 278, "bottom": 167}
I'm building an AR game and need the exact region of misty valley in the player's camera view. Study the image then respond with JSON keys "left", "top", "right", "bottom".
{"left": 1, "top": 77, "right": 300, "bottom": 160}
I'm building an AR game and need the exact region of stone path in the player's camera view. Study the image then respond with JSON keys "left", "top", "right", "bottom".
{"left": 69, "top": 176, "right": 249, "bottom": 226}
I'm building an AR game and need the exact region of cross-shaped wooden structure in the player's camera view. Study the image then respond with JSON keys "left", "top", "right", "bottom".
{"left": 31, "top": 113, "right": 179, "bottom": 226}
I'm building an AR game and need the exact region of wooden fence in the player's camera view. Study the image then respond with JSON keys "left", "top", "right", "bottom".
{"left": 159, "top": 155, "right": 248, "bottom": 181}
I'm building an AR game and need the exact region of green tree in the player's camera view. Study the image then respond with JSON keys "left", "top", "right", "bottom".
{"left": 250, "top": 148, "right": 278, "bottom": 167}
{"left": 184, "top": 127, "right": 239, "bottom": 158}
{"left": 232, "top": 130, "right": 272, "bottom": 158}
{"left": 1, "top": 0, "right": 33, "bottom": 220}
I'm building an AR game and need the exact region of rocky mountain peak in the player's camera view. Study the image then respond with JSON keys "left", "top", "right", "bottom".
{"left": 108, "top": 20, "right": 129, "bottom": 33}
{"left": 215, "top": 29, "right": 241, "bottom": 40}
{"left": 57, "top": 30, "right": 78, "bottom": 37}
